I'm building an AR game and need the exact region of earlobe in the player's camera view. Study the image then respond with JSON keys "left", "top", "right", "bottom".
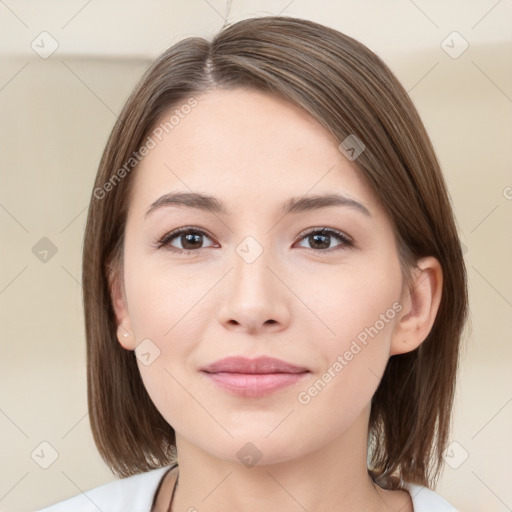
{"left": 116, "top": 324, "right": 135, "bottom": 350}
{"left": 390, "top": 256, "right": 443, "bottom": 356}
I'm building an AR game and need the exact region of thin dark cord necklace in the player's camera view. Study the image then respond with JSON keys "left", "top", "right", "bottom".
{"left": 166, "top": 470, "right": 178, "bottom": 512}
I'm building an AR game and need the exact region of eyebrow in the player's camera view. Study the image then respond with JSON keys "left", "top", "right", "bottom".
{"left": 145, "top": 191, "right": 371, "bottom": 219}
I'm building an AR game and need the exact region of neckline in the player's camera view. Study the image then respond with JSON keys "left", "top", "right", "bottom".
{"left": 158, "top": 466, "right": 409, "bottom": 512}
{"left": 156, "top": 466, "right": 454, "bottom": 512}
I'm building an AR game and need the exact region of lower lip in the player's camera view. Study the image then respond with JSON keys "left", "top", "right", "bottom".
{"left": 203, "top": 371, "right": 309, "bottom": 397}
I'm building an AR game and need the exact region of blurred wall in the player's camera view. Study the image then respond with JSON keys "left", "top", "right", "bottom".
{"left": 1, "top": 1, "right": 511, "bottom": 510}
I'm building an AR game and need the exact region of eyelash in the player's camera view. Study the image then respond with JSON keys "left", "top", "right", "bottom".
{"left": 153, "top": 226, "right": 354, "bottom": 255}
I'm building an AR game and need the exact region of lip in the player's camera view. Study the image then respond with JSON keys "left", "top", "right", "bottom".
{"left": 201, "top": 356, "right": 310, "bottom": 398}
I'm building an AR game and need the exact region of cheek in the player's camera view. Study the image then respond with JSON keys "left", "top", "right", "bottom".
{"left": 302, "top": 257, "right": 402, "bottom": 346}
{"left": 123, "top": 259, "right": 210, "bottom": 427}
{"left": 124, "top": 253, "right": 208, "bottom": 340}
{"left": 295, "top": 295, "right": 399, "bottom": 436}
{"left": 298, "top": 261, "right": 402, "bottom": 400}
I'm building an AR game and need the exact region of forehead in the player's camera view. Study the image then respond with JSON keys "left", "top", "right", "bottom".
{"left": 128, "top": 88, "right": 380, "bottom": 220}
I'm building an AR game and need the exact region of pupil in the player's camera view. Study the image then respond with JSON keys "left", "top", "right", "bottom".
{"left": 183, "top": 233, "right": 201, "bottom": 249}
{"left": 311, "top": 233, "right": 329, "bottom": 249}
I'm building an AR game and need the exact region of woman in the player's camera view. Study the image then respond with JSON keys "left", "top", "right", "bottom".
{"left": 37, "top": 15, "right": 467, "bottom": 512}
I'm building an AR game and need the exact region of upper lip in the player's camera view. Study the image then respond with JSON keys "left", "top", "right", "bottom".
{"left": 201, "top": 356, "right": 309, "bottom": 374}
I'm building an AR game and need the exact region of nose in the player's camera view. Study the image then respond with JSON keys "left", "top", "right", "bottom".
{"left": 217, "top": 243, "right": 291, "bottom": 335}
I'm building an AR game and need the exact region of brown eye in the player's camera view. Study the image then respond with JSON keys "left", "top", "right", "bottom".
{"left": 156, "top": 228, "right": 216, "bottom": 252}
{"left": 296, "top": 228, "right": 353, "bottom": 252}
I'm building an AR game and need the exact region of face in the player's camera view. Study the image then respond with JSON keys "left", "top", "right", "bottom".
{"left": 114, "top": 87, "right": 409, "bottom": 465}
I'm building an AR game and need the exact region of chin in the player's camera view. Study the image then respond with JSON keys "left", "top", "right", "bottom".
{"left": 201, "top": 433, "right": 309, "bottom": 468}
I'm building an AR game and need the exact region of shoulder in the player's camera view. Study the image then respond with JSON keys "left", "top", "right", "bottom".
{"left": 403, "top": 481, "right": 458, "bottom": 511}
{"left": 35, "top": 465, "right": 175, "bottom": 512}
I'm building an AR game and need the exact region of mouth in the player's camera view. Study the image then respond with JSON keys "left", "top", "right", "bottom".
{"left": 200, "top": 356, "right": 310, "bottom": 398}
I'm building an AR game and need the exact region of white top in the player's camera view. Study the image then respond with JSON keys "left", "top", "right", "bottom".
{"left": 35, "top": 465, "right": 458, "bottom": 512}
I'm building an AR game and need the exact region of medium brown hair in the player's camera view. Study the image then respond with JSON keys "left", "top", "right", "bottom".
{"left": 82, "top": 15, "right": 468, "bottom": 489}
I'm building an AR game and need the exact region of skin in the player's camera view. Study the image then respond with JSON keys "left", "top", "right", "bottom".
{"left": 110, "top": 88, "right": 443, "bottom": 512}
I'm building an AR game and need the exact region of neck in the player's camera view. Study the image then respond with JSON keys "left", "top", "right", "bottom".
{"left": 169, "top": 406, "right": 412, "bottom": 512}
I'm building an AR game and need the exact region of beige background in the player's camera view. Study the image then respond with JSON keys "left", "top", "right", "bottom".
{"left": 1, "top": 0, "right": 511, "bottom": 510}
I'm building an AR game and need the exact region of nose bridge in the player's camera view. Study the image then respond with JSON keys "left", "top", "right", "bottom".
{"left": 217, "top": 232, "right": 289, "bottom": 332}
{"left": 232, "top": 234, "right": 277, "bottom": 306}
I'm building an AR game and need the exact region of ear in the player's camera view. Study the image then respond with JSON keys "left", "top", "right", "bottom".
{"left": 108, "top": 263, "right": 136, "bottom": 351}
{"left": 390, "top": 256, "right": 443, "bottom": 356}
